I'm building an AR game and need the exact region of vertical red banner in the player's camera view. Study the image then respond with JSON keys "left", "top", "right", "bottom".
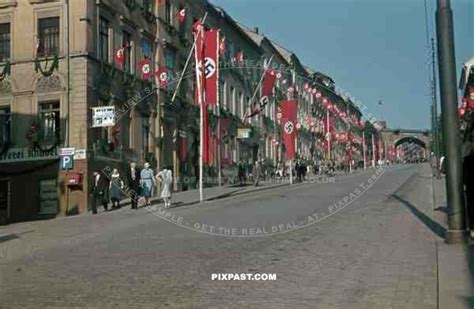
{"left": 204, "top": 29, "right": 219, "bottom": 105}
{"left": 280, "top": 100, "right": 297, "bottom": 160}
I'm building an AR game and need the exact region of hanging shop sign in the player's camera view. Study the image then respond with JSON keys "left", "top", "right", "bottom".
{"left": 237, "top": 128, "right": 251, "bottom": 139}
{"left": 91, "top": 106, "right": 116, "bottom": 128}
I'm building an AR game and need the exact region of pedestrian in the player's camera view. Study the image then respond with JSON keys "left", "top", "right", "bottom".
{"left": 238, "top": 159, "right": 246, "bottom": 186}
{"left": 439, "top": 155, "right": 446, "bottom": 175}
{"left": 140, "top": 162, "right": 156, "bottom": 207}
{"left": 252, "top": 160, "right": 261, "bottom": 187}
{"left": 157, "top": 166, "right": 173, "bottom": 208}
{"left": 90, "top": 170, "right": 109, "bottom": 214}
{"left": 109, "top": 168, "right": 124, "bottom": 209}
{"left": 295, "top": 160, "right": 301, "bottom": 182}
{"left": 430, "top": 152, "right": 438, "bottom": 177}
{"left": 126, "top": 162, "right": 141, "bottom": 209}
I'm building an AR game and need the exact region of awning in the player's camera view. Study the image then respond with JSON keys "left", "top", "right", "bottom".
{"left": 459, "top": 57, "right": 474, "bottom": 93}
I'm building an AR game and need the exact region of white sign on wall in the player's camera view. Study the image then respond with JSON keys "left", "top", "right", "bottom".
{"left": 91, "top": 106, "right": 115, "bottom": 128}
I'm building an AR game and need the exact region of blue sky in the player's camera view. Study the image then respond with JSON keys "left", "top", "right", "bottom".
{"left": 211, "top": 0, "right": 474, "bottom": 130}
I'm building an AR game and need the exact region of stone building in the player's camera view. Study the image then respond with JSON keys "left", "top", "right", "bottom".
{"left": 0, "top": 0, "right": 159, "bottom": 223}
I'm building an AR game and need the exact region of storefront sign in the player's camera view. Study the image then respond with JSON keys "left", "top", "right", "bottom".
{"left": 0, "top": 147, "right": 58, "bottom": 163}
{"left": 91, "top": 106, "right": 115, "bottom": 128}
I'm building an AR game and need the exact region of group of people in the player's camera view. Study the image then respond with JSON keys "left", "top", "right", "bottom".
{"left": 90, "top": 162, "right": 173, "bottom": 214}
{"left": 237, "top": 160, "right": 262, "bottom": 187}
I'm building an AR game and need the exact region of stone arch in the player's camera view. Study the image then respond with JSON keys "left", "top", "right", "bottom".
{"left": 394, "top": 136, "right": 427, "bottom": 149}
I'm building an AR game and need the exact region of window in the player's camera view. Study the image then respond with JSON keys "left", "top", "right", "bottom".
{"left": 38, "top": 17, "right": 59, "bottom": 57}
{"left": 165, "top": 49, "right": 175, "bottom": 87}
{"left": 122, "top": 31, "right": 132, "bottom": 72}
{"left": 164, "top": 0, "right": 172, "bottom": 24}
{"left": 0, "top": 23, "right": 10, "bottom": 62}
{"left": 39, "top": 101, "right": 60, "bottom": 141}
{"left": 99, "top": 17, "right": 110, "bottom": 62}
{"left": 0, "top": 107, "right": 11, "bottom": 145}
{"left": 141, "top": 39, "right": 152, "bottom": 60}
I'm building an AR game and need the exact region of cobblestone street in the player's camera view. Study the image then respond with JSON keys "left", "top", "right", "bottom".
{"left": 0, "top": 164, "right": 443, "bottom": 308}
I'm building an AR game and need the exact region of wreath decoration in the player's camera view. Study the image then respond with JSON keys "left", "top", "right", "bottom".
{"left": 34, "top": 55, "right": 59, "bottom": 77}
{"left": 0, "top": 62, "right": 11, "bottom": 82}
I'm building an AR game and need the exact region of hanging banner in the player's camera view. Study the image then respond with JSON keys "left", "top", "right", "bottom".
{"left": 203, "top": 29, "right": 219, "bottom": 105}
{"left": 280, "top": 100, "right": 297, "bottom": 160}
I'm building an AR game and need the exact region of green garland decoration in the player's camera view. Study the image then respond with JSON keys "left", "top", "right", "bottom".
{"left": 0, "top": 62, "right": 11, "bottom": 81}
{"left": 101, "top": 62, "right": 116, "bottom": 78}
{"left": 34, "top": 55, "right": 59, "bottom": 77}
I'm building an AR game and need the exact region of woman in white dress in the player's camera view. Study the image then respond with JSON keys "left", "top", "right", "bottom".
{"left": 157, "top": 167, "right": 173, "bottom": 208}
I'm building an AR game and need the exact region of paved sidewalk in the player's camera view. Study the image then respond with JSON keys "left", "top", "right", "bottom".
{"left": 431, "top": 175, "right": 474, "bottom": 309}
{"left": 125, "top": 179, "right": 291, "bottom": 209}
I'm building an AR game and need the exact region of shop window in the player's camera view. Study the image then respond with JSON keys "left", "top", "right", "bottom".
{"left": 0, "top": 23, "right": 10, "bottom": 62}
{"left": 99, "top": 17, "right": 110, "bottom": 62}
{"left": 39, "top": 179, "right": 58, "bottom": 215}
{"left": 0, "top": 107, "right": 10, "bottom": 145}
{"left": 39, "top": 101, "right": 60, "bottom": 141}
{"left": 38, "top": 17, "right": 59, "bottom": 57}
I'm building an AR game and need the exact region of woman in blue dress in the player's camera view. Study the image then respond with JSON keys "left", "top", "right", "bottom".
{"left": 140, "top": 162, "right": 155, "bottom": 206}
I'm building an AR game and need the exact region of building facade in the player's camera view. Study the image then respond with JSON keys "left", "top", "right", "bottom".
{"left": 0, "top": 0, "right": 369, "bottom": 224}
{"left": 0, "top": 0, "right": 159, "bottom": 223}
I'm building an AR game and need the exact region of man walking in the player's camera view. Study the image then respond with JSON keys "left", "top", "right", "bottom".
{"left": 91, "top": 170, "right": 109, "bottom": 214}
{"left": 126, "top": 162, "right": 141, "bottom": 209}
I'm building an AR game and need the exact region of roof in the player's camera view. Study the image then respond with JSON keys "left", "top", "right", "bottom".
{"left": 270, "top": 41, "right": 294, "bottom": 63}
{"left": 209, "top": 4, "right": 263, "bottom": 54}
{"left": 304, "top": 66, "right": 316, "bottom": 75}
{"left": 237, "top": 22, "right": 265, "bottom": 46}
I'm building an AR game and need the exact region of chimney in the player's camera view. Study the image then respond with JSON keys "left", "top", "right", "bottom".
{"left": 254, "top": 27, "right": 259, "bottom": 34}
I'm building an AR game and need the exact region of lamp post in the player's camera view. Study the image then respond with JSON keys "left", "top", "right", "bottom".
{"left": 436, "top": 0, "right": 465, "bottom": 243}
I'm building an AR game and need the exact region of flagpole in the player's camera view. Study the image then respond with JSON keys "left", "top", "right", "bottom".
{"left": 249, "top": 55, "right": 274, "bottom": 112}
{"left": 371, "top": 134, "right": 376, "bottom": 168}
{"left": 326, "top": 109, "right": 331, "bottom": 161}
{"left": 171, "top": 12, "right": 208, "bottom": 104}
{"left": 363, "top": 131, "right": 367, "bottom": 170}
{"left": 217, "top": 30, "right": 222, "bottom": 188}
{"left": 194, "top": 21, "right": 205, "bottom": 203}
{"left": 289, "top": 159, "right": 293, "bottom": 185}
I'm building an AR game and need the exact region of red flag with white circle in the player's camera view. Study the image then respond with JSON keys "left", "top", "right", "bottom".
{"left": 280, "top": 100, "right": 297, "bottom": 160}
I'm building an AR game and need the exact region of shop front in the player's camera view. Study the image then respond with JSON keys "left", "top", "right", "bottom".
{"left": 0, "top": 146, "right": 60, "bottom": 224}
